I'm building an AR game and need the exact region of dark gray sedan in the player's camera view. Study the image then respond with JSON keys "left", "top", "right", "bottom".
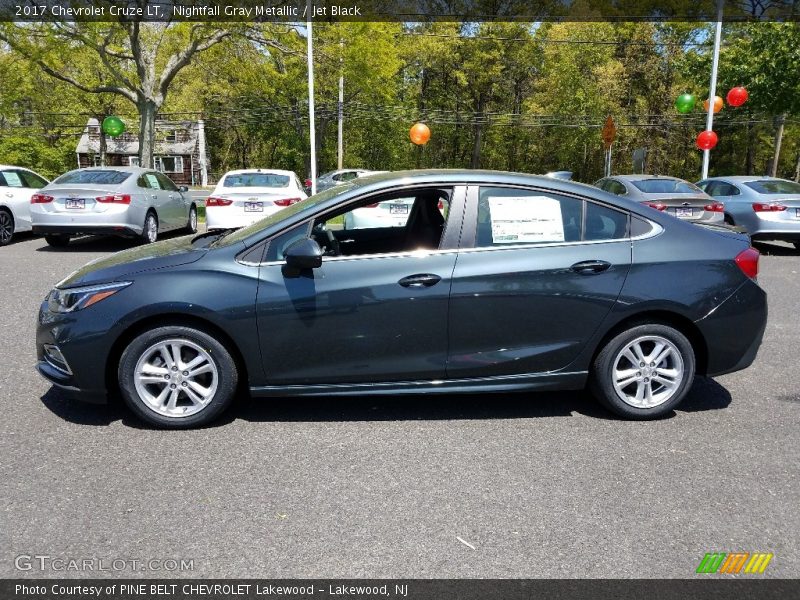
{"left": 595, "top": 174, "right": 724, "bottom": 224}
{"left": 35, "top": 170, "right": 767, "bottom": 428}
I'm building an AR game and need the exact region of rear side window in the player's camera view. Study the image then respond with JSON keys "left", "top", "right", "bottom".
{"left": 707, "top": 182, "right": 740, "bottom": 197}
{"left": 607, "top": 180, "right": 627, "bottom": 195}
{"left": 474, "top": 187, "right": 627, "bottom": 248}
{"left": 54, "top": 170, "right": 131, "bottom": 185}
{"left": 19, "top": 170, "right": 48, "bottom": 188}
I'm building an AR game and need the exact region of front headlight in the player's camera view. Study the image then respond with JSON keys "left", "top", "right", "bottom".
{"left": 47, "top": 281, "right": 132, "bottom": 313}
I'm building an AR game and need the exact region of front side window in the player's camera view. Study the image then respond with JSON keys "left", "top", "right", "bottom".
{"left": 155, "top": 172, "right": 179, "bottom": 191}
{"left": 474, "top": 187, "right": 627, "bottom": 248}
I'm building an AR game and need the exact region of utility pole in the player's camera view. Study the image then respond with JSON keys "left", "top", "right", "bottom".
{"left": 337, "top": 38, "right": 344, "bottom": 170}
{"left": 702, "top": 1, "right": 723, "bottom": 180}
{"left": 306, "top": 0, "right": 317, "bottom": 195}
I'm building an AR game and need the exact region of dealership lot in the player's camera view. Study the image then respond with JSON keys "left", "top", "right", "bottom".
{"left": 0, "top": 233, "right": 798, "bottom": 578}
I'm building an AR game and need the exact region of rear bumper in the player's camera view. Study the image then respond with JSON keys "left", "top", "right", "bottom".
{"left": 206, "top": 207, "right": 281, "bottom": 230}
{"left": 32, "top": 225, "right": 140, "bottom": 236}
{"left": 695, "top": 278, "right": 768, "bottom": 376}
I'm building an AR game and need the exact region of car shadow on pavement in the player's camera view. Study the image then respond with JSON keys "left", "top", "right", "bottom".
{"left": 753, "top": 241, "right": 799, "bottom": 256}
{"left": 34, "top": 230, "right": 192, "bottom": 253}
{"left": 39, "top": 377, "right": 732, "bottom": 428}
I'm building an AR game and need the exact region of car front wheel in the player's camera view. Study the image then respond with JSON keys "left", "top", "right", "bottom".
{"left": 590, "top": 323, "right": 695, "bottom": 419}
{"left": 118, "top": 326, "right": 239, "bottom": 428}
{"left": 0, "top": 209, "right": 14, "bottom": 245}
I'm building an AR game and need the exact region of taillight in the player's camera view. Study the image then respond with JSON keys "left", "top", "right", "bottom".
{"left": 273, "top": 197, "right": 302, "bottom": 207}
{"left": 752, "top": 202, "right": 786, "bottom": 212}
{"left": 206, "top": 197, "right": 233, "bottom": 207}
{"left": 96, "top": 194, "right": 131, "bottom": 204}
{"left": 31, "top": 194, "right": 54, "bottom": 204}
{"left": 643, "top": 201, "right": 666, "bottom": 211}
{"left": 304, "top": 179, "right": 312, "bottom": 188}
{"left": 704, "top": 202, "right": 724, "bottom": 212}
{"left": 734, "top": 247, "right": 760, "bottom": 279}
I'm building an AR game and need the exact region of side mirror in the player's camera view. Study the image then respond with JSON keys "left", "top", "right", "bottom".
{"left": 179, "top": 185, "right": 189, "bottom": 193}
{"left": 284, "top": 238, "right": 323, "bottom": 272}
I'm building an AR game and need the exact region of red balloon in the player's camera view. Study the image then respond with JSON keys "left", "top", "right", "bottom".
{"left": 726, "top": 86, "right": 749, "bottom": 107}
{"left": 409, "top": 123, "right": 431, "bottom": 145}
{"left": 696, "top": 130, "right": 719, "bottom": 151}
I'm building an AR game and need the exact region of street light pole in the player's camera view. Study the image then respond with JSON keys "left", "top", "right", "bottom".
{"left": 702, "top": 2, "right": 724, "bottom": 180}
{"left": 306, "top": 0, "right": 317, "bottom": 195}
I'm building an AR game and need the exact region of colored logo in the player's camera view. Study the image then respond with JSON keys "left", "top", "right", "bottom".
{"left": 696, "top": 552, "right": 773, "bottom": 574}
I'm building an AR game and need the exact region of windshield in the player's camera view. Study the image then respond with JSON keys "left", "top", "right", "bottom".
{"left": 631, "top": 179, "right": 701, "bottom": 194}
{"left": 744, "top": 179, "right": 800, "bottom": 194}
{"left": 223, "top": 172, "right": 290, "bottom": 188}
{"left": 54, "top": 170, "right": 132, "bottom": 185}
{"left": 212, "top": 183, "right": 356, "bottom": 248}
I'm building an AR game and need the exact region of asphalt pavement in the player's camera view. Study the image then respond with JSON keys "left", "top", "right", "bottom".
{"left": 0, "top": 232, "right": 798, "bottom": 579}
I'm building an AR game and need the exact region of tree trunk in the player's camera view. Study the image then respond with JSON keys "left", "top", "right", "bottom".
{"left": 794, "top": 151, "right": 800, "bottom": 182}
{"left": 99, "top": 128, "right": 107, "bottom": 167}
{"left": 138, "top": 99, "right": 159, "bottom": 169}
{"left": 769, "top": 112, "right": 787, "bottom": 177}
{"left": 471, "top": 95, "right": 485, "bottom": 169}
{"left": 745, "top": 118, "right": 755, "bottom": 175}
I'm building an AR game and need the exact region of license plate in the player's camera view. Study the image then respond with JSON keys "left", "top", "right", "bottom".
{"left": 675, "top": 207, "right": 694, "bottom": 218}
{"left": 389, "top": 204, "right": 408, "bottom": 215}
{"left": 65, "top": 199, "right": 85, "bottom": 209}
{"left": 244, "top": 202, "right": 263, "bottom": 212}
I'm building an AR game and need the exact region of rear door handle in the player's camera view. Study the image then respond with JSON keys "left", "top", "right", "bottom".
{"left": 570, "top": 260, "right": 612, "bottom": 275}
{"left": 398, "top": 274, "right": 442, "bottom": 288}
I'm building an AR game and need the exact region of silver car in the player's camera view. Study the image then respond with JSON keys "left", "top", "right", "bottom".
{"left": 31, "top": 167, "right": 197, "bottom": 247}
{"left": 697, "top": 176, "right": 800, "bottom": 249}
{"left": 595, "top": 175, "right": 723, "bottom": 223}
{"left": 313, "top": 169, "right": 382, "bottom": 193}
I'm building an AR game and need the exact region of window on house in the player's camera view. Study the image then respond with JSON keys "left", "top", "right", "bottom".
{"left": 164, "top": 130, "right": 177, "bottom": 143}
{"left": 129, "top": 157, "right": 140, "bottom": 167}
{"left": 154, "top": 156, "right": 183, "bottom": 173}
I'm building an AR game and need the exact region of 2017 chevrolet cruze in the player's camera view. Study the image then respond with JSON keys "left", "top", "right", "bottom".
{"left": 36, "top": 170, "right": 767, "bottom": 428}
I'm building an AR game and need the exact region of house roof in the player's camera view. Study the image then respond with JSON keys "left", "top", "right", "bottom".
{"left": 76, "top": 118, "right": 200, "bottom": 156}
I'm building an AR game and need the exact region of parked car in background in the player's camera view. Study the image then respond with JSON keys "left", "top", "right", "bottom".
{"left": 30, "top": 167, "right": 196, "bottom": 247}
{"left": 697, "top": 176, "right": 800, "bottom": 249}
{"left": 595, "top": 175, "right": 724, "bottom": 224}
{"left": 312, "top": 169, "right": 383, "bottom": 193}
{"left": 206, "top": 169, "right": 307, "bottom": 230}
{"left": 35, "top": 170, "right": 766, "bottom": 428}
{"left": 0, "top": 165, "right": 49, "bottom": 246}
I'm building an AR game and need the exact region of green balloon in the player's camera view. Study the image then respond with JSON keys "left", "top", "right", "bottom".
{"left": 102, "top": 116, "right": 126, "bottom": 137}
{"left": 674, "top": 93, "right": 696, "bottom": 114}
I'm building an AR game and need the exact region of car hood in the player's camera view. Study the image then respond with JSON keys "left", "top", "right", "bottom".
{"left": 57, "top": 235, "right": 206, "bottom": 288}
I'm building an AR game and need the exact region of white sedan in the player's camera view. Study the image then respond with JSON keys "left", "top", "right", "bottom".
{"left": 0, "top": 165, "right": 50, "bottom": 245}
{"left": 206, "top": 169, "right": 308, "bottom": 230}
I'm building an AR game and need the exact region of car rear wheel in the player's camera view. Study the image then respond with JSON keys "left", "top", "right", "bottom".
{"left": 44, "top": 234, "right": 70, "bottom": 247}
{"left": 590, "top": 323, "right": 695, "bottom": 419}
{"left": 0, "top": 208, "right": 14, "bottom": 246}
{"left": 185, "top": 204, "right": 198, "bottom": 234}
{"left": 118, "top": 325, "right": 238, "bottom": 428}
{"left": 141, "top": 211, "right": 158, "bottom": 244}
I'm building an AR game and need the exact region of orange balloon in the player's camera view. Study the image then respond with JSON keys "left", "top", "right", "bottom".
{"left": 409, "top": 123, "right": 431, "bottom": 145}
{"left": 703, "top": 96, "right": 724, "bottom": 113}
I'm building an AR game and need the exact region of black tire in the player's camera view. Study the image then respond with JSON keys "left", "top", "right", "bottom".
{"left": 589, "top": 323, "right": 695, "bottom": 420}
{"left": 44, "top": 233, "right": 70, "bottom": 247}
{"left": 118, "top": 325, "right": 238, "bottom": 428}
{"left": 0, "top": 208, "right": 14, "bottom": 246}
{"left": 185, "top": 204, "right": 198, "bottom": 234}
{"left": 793, "top": 242, "right": 800, "bottom": 252}
{"left": 141, "top": 211, "right": 158, "bottom": 244}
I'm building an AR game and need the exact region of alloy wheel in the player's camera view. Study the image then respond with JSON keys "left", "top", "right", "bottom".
{"left": 0, "top": 211, "right": 13, "bottom": 244}
{"left": 133, "top": 338, "right": 219, "bottom": 418}
{"left": 611, "top": 335, "right": 684, "bottom": 408}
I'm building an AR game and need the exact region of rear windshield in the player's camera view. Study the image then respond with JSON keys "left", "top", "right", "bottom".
{"left": 54, "top": 170, "right": 131, "bottom": 185}
{"left": 631, "top": 179, "right": 701, "bottom": 194}
{"left": 744, "top": 179, "right": 800, "bottom": 194}
{"left": 223, "top": 173, "right": 290, "bottom": 188}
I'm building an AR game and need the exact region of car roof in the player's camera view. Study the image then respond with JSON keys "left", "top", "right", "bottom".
{"left": 701, "top": 175, "right": 787, "bottom": 182}
{"left": 612, "top": 174, "right": 686, "bottom": 182}
{"left": 222, "top": 169, "right": 297, "bottom": 177}
{"left": 64, "top": 166, "right": 152, "bottom": 174}
{"left": 0, "top": 164, "right": 41, "bottom": 172}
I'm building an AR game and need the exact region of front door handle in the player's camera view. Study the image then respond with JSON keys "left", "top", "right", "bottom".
{"left": 570, "top": 260, "right": 612, "bottom": 275}
{"left": 398, "top": 274, "right": 442, "bottom": 288}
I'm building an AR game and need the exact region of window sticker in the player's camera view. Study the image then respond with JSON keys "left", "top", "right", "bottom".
{"left": 488, "top": 196, "right": 565, "bottom": 243}
{"left": 145, "top": 174, "right": 161, "bottom": 189}
{"left": 2, "top": 171, "right": 24, "bottom": 188}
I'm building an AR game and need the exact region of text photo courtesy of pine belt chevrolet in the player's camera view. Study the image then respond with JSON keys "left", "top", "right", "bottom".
{"left": 30, "top": 166, "right": 197, "bottom": 247}
{"left": 205, "top": 169, "right": 308, "bottom": 230}
{"left": 595, "top": 174, "right": 724, "bottom": 223}
{"left": 35, "top": 170, "right": 767, "bottom": 429}
{"left": 697, "top": 176, "right": 800, "bottom": 250}
{"left": 0, "top": 165, "right": 50, "bottom": 246}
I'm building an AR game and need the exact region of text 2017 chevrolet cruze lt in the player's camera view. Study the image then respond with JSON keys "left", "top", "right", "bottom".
{"left": 36, "top": 170, "right": 767, "bottom": 428}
